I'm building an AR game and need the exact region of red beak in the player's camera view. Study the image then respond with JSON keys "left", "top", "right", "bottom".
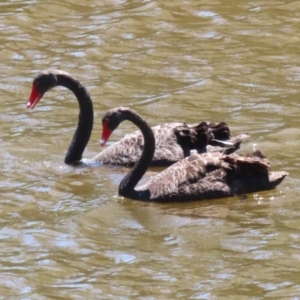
{"left": 27, "top": 84, "right": 43, "bottom": 109}
{"left": 100, "top": 122, "right": 112, "bottom": 146}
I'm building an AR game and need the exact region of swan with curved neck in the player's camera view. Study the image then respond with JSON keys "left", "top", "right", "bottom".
{"left": 101, "top": 107, "right": 288, "bottom": 202}
{"left": 27, "top": 70, "right": 248, "bottom": 166}
{"left": 27, "top": 70, "right": 93, "bottom": 165}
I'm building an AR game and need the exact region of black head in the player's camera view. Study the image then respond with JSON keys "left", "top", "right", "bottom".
{"left": 27, "top": 70, "right": 66, "bottom": 109}
{"left": 100, "top": 107, "right": 131, "bottom": 146}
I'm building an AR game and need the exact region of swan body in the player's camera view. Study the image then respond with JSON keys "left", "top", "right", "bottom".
{"left": 96, "top": 122, "right": 249, "bottom": 166}
{"left": 101, "top": 107, "right": 288, "bottom": 202}
{"left": 135, "top": 151, "right": 287, "bottom": 201}
{"left": 28, "top": 70, "right": 246, "bottom": 166}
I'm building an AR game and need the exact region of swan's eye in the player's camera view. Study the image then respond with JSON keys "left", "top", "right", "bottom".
{"left": 102, "top": 118, "right": 109, "bottom": 125}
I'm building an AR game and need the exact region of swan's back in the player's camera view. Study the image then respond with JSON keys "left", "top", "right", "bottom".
{"left": 136, "top": 151, "right": 287, "bottom": 202}
{"left": 96, "top": 122, "right": 184, "bottom": 165}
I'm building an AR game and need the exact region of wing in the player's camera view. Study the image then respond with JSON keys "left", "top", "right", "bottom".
{"left": 174, "top": 121, "right": 249, "bottom": 156}
{"left": 136, "top": 150, "right": 287, "bottom": 202}
{"left": 136, "top": 152, "right": 228, "bottom": 199}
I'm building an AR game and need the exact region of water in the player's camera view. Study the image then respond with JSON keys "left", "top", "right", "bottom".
{"left": 0, "top": 0, "right": 300, "bottom": 298}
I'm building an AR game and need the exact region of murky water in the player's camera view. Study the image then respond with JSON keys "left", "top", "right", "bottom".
{"left": 1, "top": 0, "right": 300, "bottom": 298}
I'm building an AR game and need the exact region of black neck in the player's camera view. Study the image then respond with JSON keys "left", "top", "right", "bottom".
{"left": 118, "top": 110, "right": 155, "bottom": 199}
{"left": 56, "top": 74, "right": 94, "bottom": 165}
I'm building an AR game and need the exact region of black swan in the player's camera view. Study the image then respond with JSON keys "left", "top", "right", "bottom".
{"left": 27, "top": 70, "right": 247, "bottom": 166}
{"left": 100, "top": 107, "right": 288, "bottom": 202}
